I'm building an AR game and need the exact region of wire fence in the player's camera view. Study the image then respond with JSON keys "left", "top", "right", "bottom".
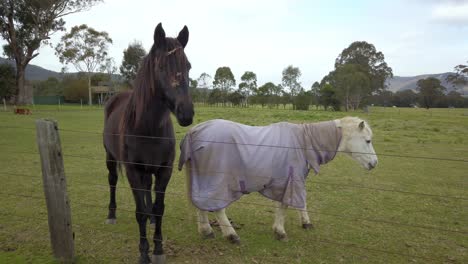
{"left": 0, "top": 121, "right": 467, "bottom": 263}
{"left": 0, "top": 191, "right": 457, "bottom": 263}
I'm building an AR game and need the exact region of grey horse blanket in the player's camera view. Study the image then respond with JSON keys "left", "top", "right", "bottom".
{"left": 178, "top": 119, "right": 342, "bottom": 211}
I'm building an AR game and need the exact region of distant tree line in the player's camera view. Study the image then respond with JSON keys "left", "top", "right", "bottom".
{"left": 1, "top": 0, "right": 466, "bottom": 111}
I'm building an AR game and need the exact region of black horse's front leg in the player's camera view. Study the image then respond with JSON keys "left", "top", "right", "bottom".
{"left": 151, "top": 166, "right": 172, "bottom": 264}
{"left": 128, "top": 166, "right": 152, "bottom": 264}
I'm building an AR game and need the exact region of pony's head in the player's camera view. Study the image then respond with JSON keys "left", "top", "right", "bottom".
{"left": 142, "top": 23, "right": 194, "bottom": 127}
{"left": 336, "top": 117, "right": 378, "bottom": 170}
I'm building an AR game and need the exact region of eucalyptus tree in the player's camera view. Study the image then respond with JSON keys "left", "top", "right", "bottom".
{"left": 0, "top": 0, "right": 101, "bottom": 104}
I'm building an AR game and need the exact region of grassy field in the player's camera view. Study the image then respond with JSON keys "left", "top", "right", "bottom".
{"left": 0, "top": 105, "right": 467, "bottom": 263}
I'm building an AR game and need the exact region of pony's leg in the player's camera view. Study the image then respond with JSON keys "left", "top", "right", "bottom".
{"left": 128, "top": 166, "right": 152, "bottom": 264}
{"left": 214, "top": 208, "right": 240, "bottom": 244}
{"left": 272, "top": 202, "right": 288, "bottom": 241}
{"left": 105, "top": 151, "right": 118, "bottom": 224}
{"left": 151, "top": 165, "right": 172, "bottom": 264}
{"left": 197, "top": 209, "right": 214, "bottom": 239}
{"left": 298, "top": 201, "right": 313, "bottom": 229}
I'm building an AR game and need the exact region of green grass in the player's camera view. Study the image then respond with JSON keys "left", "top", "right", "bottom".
{"left": 0, "top": 105, "right": 467, "bottom": 263}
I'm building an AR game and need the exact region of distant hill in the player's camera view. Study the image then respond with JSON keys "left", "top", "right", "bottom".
{"left": 0, "top": 57, "right": 122, "bottom": 82}
{"left": 386, "top": 72, "right": 468, "bottom": 95}
{"left": 0, "top": 57, "right": 61, "bottom": 81}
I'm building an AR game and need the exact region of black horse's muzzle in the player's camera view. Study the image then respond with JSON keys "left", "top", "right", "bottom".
{"left": 175, "top": 101, "right": 194, "bottom": 127}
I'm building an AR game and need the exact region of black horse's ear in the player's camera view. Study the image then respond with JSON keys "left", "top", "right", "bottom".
{"left": 177, "top": 25, "right": 189, "bottom": 48}
{"left": 154, "top": 23, "right": 166, "bottom": 48}
{"left": 359, "top": 121, "right": 365, "bottom": 130}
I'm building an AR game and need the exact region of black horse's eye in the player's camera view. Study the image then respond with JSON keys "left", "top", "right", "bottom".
{"left": 366, "top": 140, "right": 371, "bottom": 144}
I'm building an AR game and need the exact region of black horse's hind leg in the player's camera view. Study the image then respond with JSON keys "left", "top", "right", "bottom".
{"left": 151, "top": 166, "right": 172, "bottom": 264}
{"left": 106, "top": 151, "right": 118, "bottom": 224}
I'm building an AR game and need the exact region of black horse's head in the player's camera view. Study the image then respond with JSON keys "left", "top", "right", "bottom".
{"left": 151, "top": 23, "right": 194, "bottom": 127}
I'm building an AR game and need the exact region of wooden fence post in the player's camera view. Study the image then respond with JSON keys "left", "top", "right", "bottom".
{"left": 35, "top": 119, "right": 74, "bottom": 263}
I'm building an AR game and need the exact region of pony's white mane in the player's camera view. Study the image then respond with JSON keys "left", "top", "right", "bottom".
{"left": 335, "top": 116, "right": 372, "bottom": 138}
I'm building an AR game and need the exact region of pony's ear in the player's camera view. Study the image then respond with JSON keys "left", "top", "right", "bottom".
{"left": 154, "top": 23, "right": 166, "bottom": 49}
{"left": 359, "top": 121, "right": 365, "bottom": 130}
{"left": 177, "top": 25, "right": 189, "bottom": 48}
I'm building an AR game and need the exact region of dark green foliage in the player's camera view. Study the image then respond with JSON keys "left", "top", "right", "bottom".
{"left": 0, "top": 0, "right": 102, "bottom": 104}
{"left": 208, "top": 88, "right": 223, "bottom": 105}
{"left": 91, "top": 72, "right": 111, "bottom": 86}
{"left": 294, "top": 91, "right": 311, "bottom": 110}
{"left": 324, "top": 41, "right": 392, "bottom": 110}
{"left": 417, "top": 77, "right": 446, "bottom": 109}
{"left": 319, "top": 83, "right": 340, "bottom": 111}
{"left": 213, "top": 66, "right": 236, "bottom": 92}
{"left": 33, "top": 77, "right": 62, "bottom": 96}
{"left": 62, "top": 75, "right": 88, "bottom": 102}
{"left": 119, "top": 41, "right": 146, "bottom": 87}
{"left": 228, "top": 91, "right": 244, "bottom": 106}
{"left": 213, "top": 66, "right": 235, "bottom": 105}
{"left": 0, "top": 63, "right": 16, "bottom": 99}
{"left": 335, "top": 41, "right": 393, "bottom": 93}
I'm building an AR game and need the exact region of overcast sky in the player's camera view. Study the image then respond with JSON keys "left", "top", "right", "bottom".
{"left": 3, "top": 0, "right": 468, "bottom": 88}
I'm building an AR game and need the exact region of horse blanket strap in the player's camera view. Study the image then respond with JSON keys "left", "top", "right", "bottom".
{"left": 178, "top": 119, "right": 342, "bottom": 211}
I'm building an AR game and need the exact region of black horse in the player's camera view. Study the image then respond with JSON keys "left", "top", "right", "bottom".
{"left": 103, "top": 23, "right": 193, "bottom": 264}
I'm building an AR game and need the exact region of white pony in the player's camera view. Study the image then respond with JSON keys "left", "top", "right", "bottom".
{"left": 178, "top": 117, "right": 377, "bottom": 243}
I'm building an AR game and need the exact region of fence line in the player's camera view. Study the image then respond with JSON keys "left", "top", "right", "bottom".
{"left": 0, "top": 197, "right": 452, "bottom": 263}
{"left": 2, "top": 152, "right": 468, "bottom": 202}
{"left": 1, "top": 124, "right": 467, "bottom": 163}
{"left": 1, "top": 152, "right": 467, "bottom": 201}
{"left": 1, "top": 173, "right": 466, "bottom": 236}
{"left": 1, "top": 122, "right": 466, "bottom": 262}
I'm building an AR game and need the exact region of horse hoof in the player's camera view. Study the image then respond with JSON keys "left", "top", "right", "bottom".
{"left": 151, "top": 254, "right": 166, "bottom": 264}
{"left": 227, "top": 234, "right": 241, "bottom": 245}
{"left": 201, "top": 231, "right": 215, "bottom": 239}
{"left": 139, "top": 254, "right": 151, "bottom": 264}
{"left": 302, "top": 223, "right": 314, "bottom": 229}
{"left": 274, "top": 232, "right": 288, "bottom": 241}
{"left": 105, "top": 218, "right": 116, "bottom": 225}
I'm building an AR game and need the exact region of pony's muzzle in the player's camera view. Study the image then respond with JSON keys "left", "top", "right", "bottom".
{"left": 368, "top": 160, "right": 378, "bottom": 170}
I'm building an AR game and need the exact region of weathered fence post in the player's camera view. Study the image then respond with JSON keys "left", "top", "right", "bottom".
{"left": 35, "top": 119, "right": 74, "bottom": 263}
{"left": 2, "top": 98, "right": 6, "bottom": 111}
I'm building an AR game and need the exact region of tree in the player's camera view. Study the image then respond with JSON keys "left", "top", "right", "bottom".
{"left": 33, "top": 77, "right": 62, "bottom": 96}
{"left": 446, "top": 62, "right": 468, "bottom": 87}
{"left": 310, "top": 81, "right": 320, "bottom": 109}
{"left": 62, "top": 75, "right": 88, "bottom": 102}
{"left": 0, "top": 0, "right": 101, "bottom": 104}
{"left": 228, "top": 91, "right": 244, "bottom": 106}
{"left": 416, "top": 77, "right": 446, "bottom": 109}
{"left": 335, "top": 41, "right": 393, "bottom": 94}
{"left": 394, "top": 89, "right": 417, "bottom": 107}
{"left": 55, "top": 24, "right": 112, "bottom": 105}
{"left": 0, "top": 63, "right": 15, "bottom": 100}
{"left": 282, "top": 65, "right": 302, "bottom": 96}
{"left": 257, "top": 82, "right": 276, "bottom": 108}
{"left": 282, "top": 65, "right": 302, "bottom": 109}
{"left": 318, "top": 83, "right": 340, "bottom": 111}
{"left": 119, "top": 41, "right": 146, "bottom": 87}
{"left": 213, "top": 66, "right": 235, "bottom": 105}
{"left": 238, "top": 71, "right": 257, "bottom": 106}
{"left": 332, "top": 63, "right": 370, "bottom": 111}
{"left": 197, "top": 72, "right": 212, "bottom": 89}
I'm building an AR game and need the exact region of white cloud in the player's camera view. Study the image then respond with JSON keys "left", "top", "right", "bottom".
{"left": 432, "top": 1, "right": 468, "bottom": 25}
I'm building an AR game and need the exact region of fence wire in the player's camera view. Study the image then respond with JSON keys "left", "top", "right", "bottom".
{"left": 0, "top": 120, "right": 467, "bottom": 263}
